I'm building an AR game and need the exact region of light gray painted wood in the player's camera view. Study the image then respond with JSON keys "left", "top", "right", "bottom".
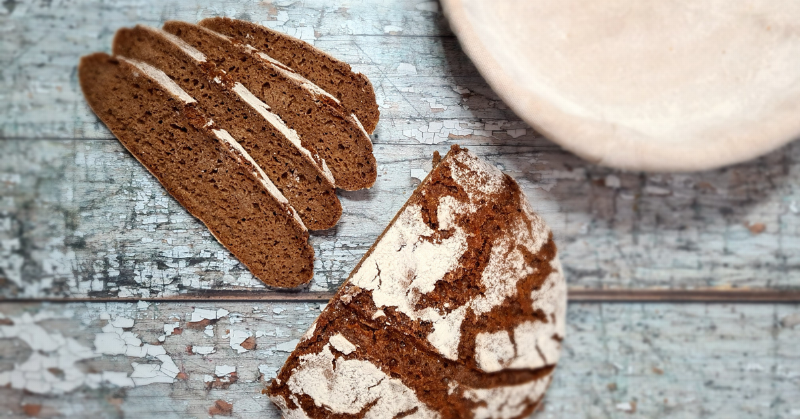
{"left": 1, "top": 301, "right": 798, "bottom": 418}
{"left": 3, "top": 1, "right": 797, "bottom": 418}
{"left": 2, "top": 138, "right": 800, "bottom": 297}
{"left": 4, "top": 0, "right": 799, "bottom": 298}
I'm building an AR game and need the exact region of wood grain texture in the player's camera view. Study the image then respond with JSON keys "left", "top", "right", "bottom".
{"left": 3, "top": 1, "right": 799, "bottom": 418}
{"left": 1, "top": 301, "right": 799, "bottom": 418}
{"left": 3, "top": 0, "right": 800, "bottom": 299}
{"left": 9, "top": 289, "right": 800, "bottom": 304}
{"left": 2, "top": 138, "right": 800, "bottom": 298}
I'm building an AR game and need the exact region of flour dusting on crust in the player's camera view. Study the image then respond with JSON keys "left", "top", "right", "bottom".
{"left": 462, "top": 376, "right": 552, "bottom": 419}
{"left": 269, "top": 147, "right": 565, "bottom": 418}
{"left": 349, "top": 202, "right": 471, "bottom": 359}
{"left": 286, "top": 344, "right": 440, "bottom": 418}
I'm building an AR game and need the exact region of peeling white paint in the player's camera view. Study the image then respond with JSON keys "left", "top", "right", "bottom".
{"left": 0, "top": 312, "right": 178, "bottom": 394}
{"left": 110, "top": 317, "right": 134, "bottom": 328}
{"left": 191, "top": 307, "right": 229, "bottom": 322}
{"left": 383, "top": 25, "right": 403, "bottom": 34}
{"left": 258, "top": 364, "right": 278, "bottom": 380}
{"left": 192, "top": 346, "right": 216, "bottom": 355}
{"left": 402, "top": 119, "right": 527, "bottom": 144}
{"left": 616, "top": 402, "right": 635, "bottom": 412}
{"left": 215, "top": 365, "right": 237, "bottom": 377}
{"left": 285, "top": 26, "right": 316, "bottom": 44}
{"left": 230, "top": 330, "right": 253, "bottom": 354}
{"left": 422, "top": 97, "right": 447, "bottom": 111}
{"left": 275, "top": 339, "right": 300, "bottom": 352}
{"left": 396, "top": 63, "right": 417, "bottom": 75}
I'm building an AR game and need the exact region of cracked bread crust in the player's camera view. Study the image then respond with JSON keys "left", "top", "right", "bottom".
{"left": 199, "top": 17, "right": 380, "bottom": 134}
{"left": 112, "top": 25, "right": 342, "bottom": 230}
{"left": 78, "top": 53, "right": 313, "bottom": 288}
{"left": 162, "top": 21, "right": 376, "bottom": 191}
{"left": 268, "top": 145, "right": 566, "bottom": 418}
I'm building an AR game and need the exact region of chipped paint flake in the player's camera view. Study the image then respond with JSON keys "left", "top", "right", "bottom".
{"left": 215, "top": 365, "right": 237, "bottom": 377}
{"left": 383, "top": 25, "right": 403, "bottom": 34}
{"left": 258, "top": 364, "right": 278, "bottom": 381}
{"left": 275, "top": 339, "right": 300, "bottom": 352}
{"left": 191, "top": 307, "right": 229, "bottom": 322}
{"left": 396, "top": 63, "right": 417, "bottom": 75}
{"left": 230, "top": 330, "right": 253, "bottom": 354}
{"left": 193, "top": 346, "right": 216, "bottom": 355}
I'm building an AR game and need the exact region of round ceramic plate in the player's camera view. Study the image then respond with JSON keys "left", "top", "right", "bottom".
{"left": 441, "top": 0, "right": 800, "bottom": 171}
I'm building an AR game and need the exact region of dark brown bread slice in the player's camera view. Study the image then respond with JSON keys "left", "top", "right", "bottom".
{"left": 199, "top": 17, "right": 380, "bottom": 134}
{"left": 163, "top": 21, "right": 376, "bottom": 191}
{"left": 78, "top": 52, "right": 313, "bottom": 288}
{"left": 113, "top": 25, "right": 341, "bottom": 230}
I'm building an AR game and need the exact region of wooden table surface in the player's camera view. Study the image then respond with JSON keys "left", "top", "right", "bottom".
{"left": 1, "top": 0, "right": 799, "bottom": 418}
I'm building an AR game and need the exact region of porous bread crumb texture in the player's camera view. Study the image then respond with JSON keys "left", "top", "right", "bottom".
{"left": 199, "top": 17, "right": 381, "bottom": 134}
{"left": 163, "top": 21, "right": 377, "bottom": 191}
{"left": 112, "top": 25, "right": 342, "bottom": 230}
{"left": 78, "top": 53, "right": 313, "bottom": 288}
{"left": 269, "top": 146, "right": 566, "bottom": 418}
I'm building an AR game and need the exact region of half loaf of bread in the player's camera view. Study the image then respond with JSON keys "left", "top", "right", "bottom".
{"left": 199, "top": 17, "right": 380, "bottom": 134}
{"left": 78, "top": 53, "right": 314, "bottom": 288}
{"left": 267, "top": 145, "right": 566, "bottom": 417}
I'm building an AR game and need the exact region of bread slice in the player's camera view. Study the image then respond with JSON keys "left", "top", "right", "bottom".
{"left": 199, "top": 17, "right": 380, "bottom": 134}
{"left": 78, "top": 53, "right": 313, "bottom": 288}
{"left": 267, "top": 145, "right": 566, "bottom": 417}
{"left": 112, "top": 25, "right": 341, "bottom": 230}
{"left": 163, "top": 21, "right": 376, "bottom": 191}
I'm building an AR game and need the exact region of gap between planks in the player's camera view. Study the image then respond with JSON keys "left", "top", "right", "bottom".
{"left": 3, "top": 289, "right": 800, "bottom": 304}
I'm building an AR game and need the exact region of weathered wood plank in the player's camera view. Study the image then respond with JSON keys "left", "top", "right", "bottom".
{"left": 6, "top": 0, "right": 799, "bottom": 298}
{"left": 0, "top": 0, "right": 548, "bottom": 148}
{"left": 3, "top": 139, "right": 800, "bottom": 298}
{"left": 1, "top": 301, "right": 798, "bottom": 418}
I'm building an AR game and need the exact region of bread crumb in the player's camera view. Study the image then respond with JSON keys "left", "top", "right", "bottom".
{"left": 209, "top": 399, "right": 233, "bottom": 416}
{"left": 22, "top": 404, "right": 42, "bottom": 416}
{"left": 747, "top": 222, "right": 766, "bottom": 234}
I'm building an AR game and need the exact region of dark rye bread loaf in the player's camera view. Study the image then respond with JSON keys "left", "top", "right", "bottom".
{"left": 163, "top": 21, "right": 376, "bottom": 191}
{"left": 268, "top": 145, "right": 566, "bottom": 418}
{"left": 78, "top": 53, "right": 313, "bottom": 288}
{"left": 199, "top": 17, "right": 380, "bottom": 134}
{"left": 113, "top": 25, "right": 341, "bottom": 230}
